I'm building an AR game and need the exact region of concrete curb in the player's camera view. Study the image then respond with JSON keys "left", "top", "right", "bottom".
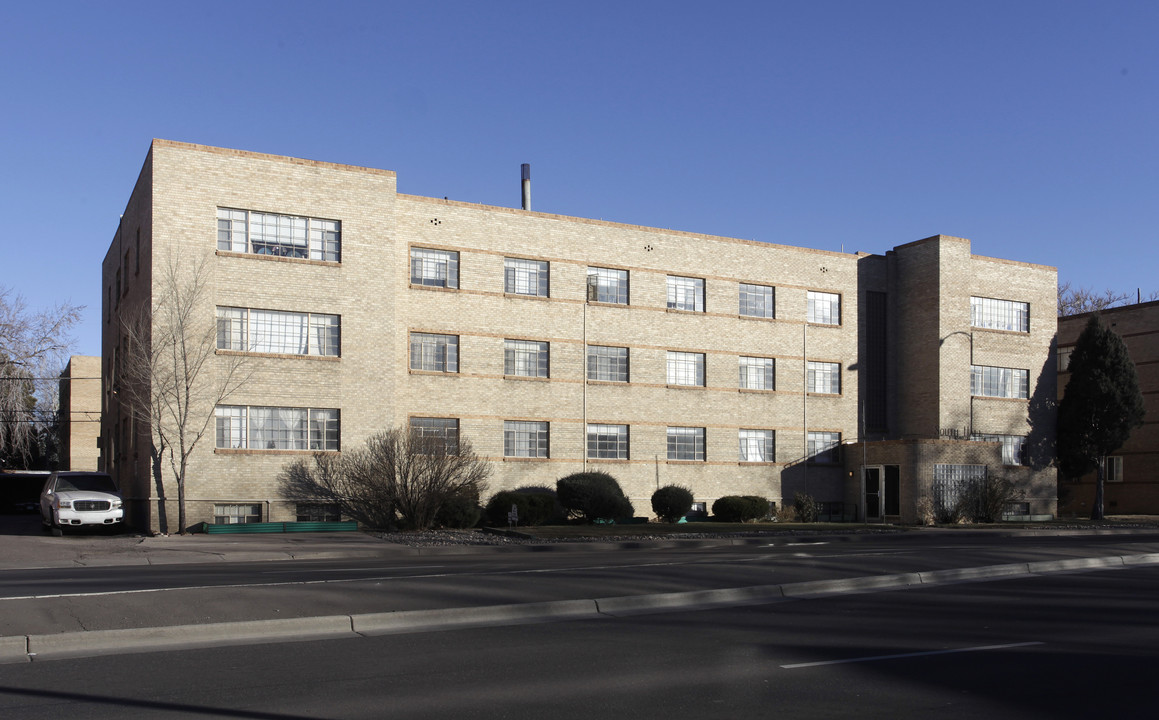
{"left": 353, "top": 599, "right": 598, "bottom": 635}
{"left": 919, "top": 563, "right": 1030, "bottom": 584}
{"left": 596, "top": 585, "right": 787, "bottom": 616}
{"left": 0, "top": 635, "right": 27, "bottom": 664}
{"left": 25, "top": 615, "right": 354, "bottom": 662}
{"left": 781, "top": 572, "right": 924, "bottom": 598}
{"left": 5, "top": 552, "right": 1159, "bottom": 664}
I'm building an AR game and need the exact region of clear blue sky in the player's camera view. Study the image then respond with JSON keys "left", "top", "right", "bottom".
{"left": 2, "top": 0, "right": 1156, "bottom": 358}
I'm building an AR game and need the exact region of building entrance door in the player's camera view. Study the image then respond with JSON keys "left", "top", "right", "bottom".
{"left": 864, "top": 466, "right": 882, "bottom": 521}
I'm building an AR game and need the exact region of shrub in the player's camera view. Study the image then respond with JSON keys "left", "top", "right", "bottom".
{"left": 484, "top": 490, "right": 556, "bottom": 526}
{"left": 651, "top": 485, "right": 694, "bottom": 523}
{"left": 957, "top": 475, "right": 1019, "bottom": 523}
{"left": 793, "top": 492, "right": 820, "bottom": 523}
{"left": 556, "top": 472, "right": 634, "bottom": 523}
{"left": 712, "top": 495, "right": 768, "bottom": 523}
{"left": 916, "top": 495, "right": 936, "bottom": 526}
{"left": 435, "top": 486, "right": 482, "bottom": 529}
{"left": 278, "top": 426, "right": 490, "bottom": 531}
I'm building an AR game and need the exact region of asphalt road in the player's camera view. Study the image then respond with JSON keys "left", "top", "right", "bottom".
{"left": 3, "top": 531, "right": 1159, "bottom": 638}
{"left": 1, "top": 564, "right": 1155, "bottom": 719}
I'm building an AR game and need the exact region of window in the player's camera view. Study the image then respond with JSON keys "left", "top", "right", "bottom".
{"left": 740, "top": 283, "right": 774, "bottom": 318}
{"left": 410, "top": 247, "right": 459, "bottom": 288}
{"left": 807, "top": 431, "right": 841, "bottom": 463}
{"left": 739, "top": 356, "right": 775, "bottom": 390}
{"left": 667, "top": 427, "right": 705, "bottom": 461}
{"left": 216, "top": 307, "right": 340, "bottom": 357}
{"left": 587, "top": 267, "right": 629, "bottom": 304}
{"left": 971, "top": 433, "right": 1028, "bottom": 466}
{"left": 587, "top": 345, "right": 629, "bottom": 382}
{"left": 667, "top": 351, "right": 706, "bottom": 386}
{"left": 1106, "top": 456, "right": 1123, "bottom": 482}
{"left": 296, "top": 503, "right": 341, "bottom": 522}
{"left": 309, "top": 409, "right": 340, "bottom": 451}
{"left": 971, "top": 365, "right": 1029, "bottom": 399}
{"left": 504, "top": 420, "right": 549, "bottom": 458}
{"left": 217, "top": 208, "right": 340, "bottom": 262}
{"left": 971, "top": 296, "right": 1029, "bottom": 333}
{"left": 505, "top": 258, "right": 549, "bottom": 297}
{"left": 807, "top": 291, "right": 840, "bottom": 325}
{"left": 410, "top": 333, "right": 459, "bottom": 372}
{"left": 587, "top": 424, "right": 629, "bottom": 459}
{"left": 214, "top": 503, "right": 262, "bottom": 525}
{"left": 215, "top": 406, "right": 246, "bottom": 449}
{"left": 1057, "top": 346, "right": 1074, "bottom": 372}
{"left": 215, "top": 406, "right": 339, "bottom": 451}
{"left": 667, "top": 276, "right": 704, "bottom": 312}
{"left": 504, "top": 339, "right": 549, "bottom": 378}
{"left": 410, "top": 417, "right": 460, "bottom": 454}
{"left": 739, "top": 429, "right": 774, "bottom": 462}
{"left": 807, "top": 361, "right": 841, "bottom": 394}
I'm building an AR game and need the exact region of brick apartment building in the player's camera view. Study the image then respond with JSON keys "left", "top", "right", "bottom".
{"left": 102, "top": 140, "right": 1058, "bottom": 531}
{"left": 58, "top": 355, "right": 101, "bottom": 472}
{"left": 1057, "top": 300, "right": 1159, "bottom": 515}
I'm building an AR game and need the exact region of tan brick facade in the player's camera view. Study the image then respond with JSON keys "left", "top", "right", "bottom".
{"left": 58, "top": 355, "right": 101, "bottom": 471}
{"left": 102, "top": 140, "right": 1058, "bottom": 531}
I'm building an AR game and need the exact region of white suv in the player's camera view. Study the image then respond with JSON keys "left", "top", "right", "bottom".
{"left": 40, "top": 472, "right": 124, "bottom": 534}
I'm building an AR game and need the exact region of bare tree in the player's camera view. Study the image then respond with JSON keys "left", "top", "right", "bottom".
{"left": 280, "top": 426, "right": 491, "bottom": 530}
{"left": 0, "top": 288, "right": 81, "bottom": 466}
{"left": 119, "top": 255, "right": 249, "bottom": 534}
{"left": 1058, "top": 281, "right": 1159, "bottom": 316}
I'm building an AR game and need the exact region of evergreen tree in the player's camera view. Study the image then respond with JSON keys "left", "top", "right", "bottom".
{"left": 1057, "top": 314, "right": 1145, "bottom": 519}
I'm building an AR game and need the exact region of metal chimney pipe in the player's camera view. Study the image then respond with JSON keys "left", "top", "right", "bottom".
{"left": 521, "top": 164, "right": 531, "bottom": 211}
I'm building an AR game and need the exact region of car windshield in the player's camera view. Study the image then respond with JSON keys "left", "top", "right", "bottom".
{"left": 55, "top": 475, "right": 119, "bottom": 493}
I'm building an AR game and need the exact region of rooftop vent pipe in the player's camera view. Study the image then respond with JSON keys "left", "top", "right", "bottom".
{"left": 521, "top": 164, "right": 531, "bottom": 211}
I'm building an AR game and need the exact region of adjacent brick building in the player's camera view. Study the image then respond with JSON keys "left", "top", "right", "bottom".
{"left": 102, "top": 140, "right": 1058, "bottom": 531}
{"left": 58, "top": 355, "right": 101, "bottom": 472}
{"left": 1057, "top": 301, "right": 1159, "bottom": 515}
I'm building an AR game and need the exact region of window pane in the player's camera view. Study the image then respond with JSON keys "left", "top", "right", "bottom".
{"left": 309, "top": 313, "right": 340, "bottom": 356}
{"left": 215, "top": 406, "right": 246, "bottom": 448}
{"left": 667, "top": 351, "right": 705, "bottom": 386}
{"left": 971, "top": 365, "right": 1029, "bottom": 399}
{"left": 807, "top": 291, "right": 840, "bottom": 325}
{"left": 216, "top": 307, "right": 246, "bottom": 350}
{"left": 667, "top": 276, "right": 704, "bottom": 312}
{"left": 505, "top": 258, "right": 549, "bottom": 297}
{"left": 411, "top": 248, "right": 459, "bottom": 288}
{"left": 970, "top": 433, "right": 1027, "bottom": 466}
{"left": 739, "top": 356, "right": 774, "bottom": 390}
{"left": 667, "top": 426, "right": 705, "bottom": 460}
{"left": 739, "top": 429, "right": 774, "bottom": 462}
{"left": 807, "top": 431, "right": 840, "bottom": 463}
{"left": 971, "top": 296, "right": 1029, "bottom": 333}
{"left": 410, "top": 333, "right": 459, "bottom": 372}
{"left": 587, "top": 423, "right": 629, "bottom": 459}
{"left": 504, "top": 420, "right": 549, "bottom": 458}
{"left": 309, "top": 409, "right": 340, "bottom": 451}
{"left": 807, "top": 361, "right": 840, "bottom": 394}
{"left": 411, "top": 417, "right": 460, "bottom": 454}
{"left": 740, "top": 283, "right": 774, "bottom": 318}
{"left": 505, "top": 339, "right": 549, "bottom": 377}
{"left": 587, "top": 345, "right": 629, "bottom": 382}
{"left": 587, "top": 267, "right": 628, "bottom": 304}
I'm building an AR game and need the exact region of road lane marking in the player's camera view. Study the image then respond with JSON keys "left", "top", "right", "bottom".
{"left": 780, "top": 641, "right": 1044, "bottom": 668}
